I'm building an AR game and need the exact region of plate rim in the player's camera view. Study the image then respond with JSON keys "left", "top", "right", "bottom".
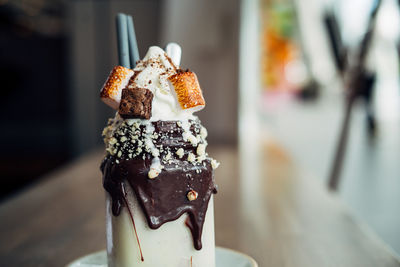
{"left": 66, "top": 246, "right": 258, "bottom": 267}
{"left": 215, "top": 246, "right": 259, "bottom": 267}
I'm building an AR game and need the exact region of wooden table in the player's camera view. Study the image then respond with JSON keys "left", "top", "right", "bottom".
{"left": 1, "top": 145, "right": 399, "bottom": 267}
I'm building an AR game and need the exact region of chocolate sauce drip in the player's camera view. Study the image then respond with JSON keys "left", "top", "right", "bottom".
{"left": 101, "top": 120, "right": 217, "bottom": 250}
{"left": 121, "top": 188, "right": 144, "bottom": 261}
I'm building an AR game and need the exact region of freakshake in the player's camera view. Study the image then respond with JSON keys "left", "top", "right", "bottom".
{"left": 100, "top": 46, "right": 220, "bottom": 267}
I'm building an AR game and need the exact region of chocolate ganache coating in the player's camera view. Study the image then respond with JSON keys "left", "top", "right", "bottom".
{"left": 101, "top": 120, "right": 217, "bottom": 250}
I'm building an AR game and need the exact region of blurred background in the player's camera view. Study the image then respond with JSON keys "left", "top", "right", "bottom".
{"left": 1, "top": 0, "right": 400, "bottom": 257}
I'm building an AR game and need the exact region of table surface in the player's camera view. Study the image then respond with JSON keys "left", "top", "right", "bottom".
{"left": 0, "top": 145, "right": 399, "bottom": 267}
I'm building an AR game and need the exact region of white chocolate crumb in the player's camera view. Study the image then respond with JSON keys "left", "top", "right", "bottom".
{"left": 120, "top": 136, "right": 127, "bottom": 142}
{"left": 197, "top": 154, "right": 206, "bottom": 162}
{"left": 102, "top": 127, "right": 109, "bottom": 137}
{"left": 187, "top": 153, "right": 196, "bottom": 162}
{"left": 117, "top": 151, "right": 122, "bottom": 158}
{"left": 176, "top": 148, "right": 184, "bottom": 158}
{"left": 196, "top": 143, "right": 206, "bottom": 156}
{"left": 187, "top": 134, "right": 198, "bottom": 146}
{"left": 211, "top": 159, "right": 220, "bottom": 169}
{"left": 200, "top": 127, "right": 208, "bottom": 139}
{"left": 109, "top": 137, "right": 117, "bottom": 145}
{"left": 165, "top": 151, "right": 171, "bottom": 161}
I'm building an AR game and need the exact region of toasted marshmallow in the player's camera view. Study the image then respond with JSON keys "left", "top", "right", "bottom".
{"left": 168, "top": 71, "right": 205, "bottom": 112}
{"left": 100, "top": 66, "right": 134, "bottom": 110}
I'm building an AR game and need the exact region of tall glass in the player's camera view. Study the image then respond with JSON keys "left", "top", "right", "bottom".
{"left": 105, "top": 188, "right": 215, "bottom": 267}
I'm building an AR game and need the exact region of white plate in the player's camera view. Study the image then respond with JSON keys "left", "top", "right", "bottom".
{"left": 66, "top": 246, "right": 258, "bottom": 267}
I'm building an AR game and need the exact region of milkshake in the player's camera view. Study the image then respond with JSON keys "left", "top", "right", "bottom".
{"left": 100, "top": 46, "right": 219, "bottom": 267}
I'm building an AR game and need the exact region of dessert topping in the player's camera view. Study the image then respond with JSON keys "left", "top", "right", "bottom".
{"left": 101, "top": 47, "right": 207, "bottom": 122}
{"left": 100, "top": 66, "right": 134, "bottom": 110}
{"left": 176, "top": 148, "right": 184, "bottom": 158}
{"left": 148, "top": 168, "right": 160, "bottom": 179}
{"left": 130, "top": 46, "right": 191, "bottom": 121}
{"left": 168, "top": 70, "right": 205, "bottom": 112}
{"left": 187, "top": 134, "right": 198, "bottom": 146}
{"left": 187, "top": 190, "right": 198, "bottom": 201}
{"left": 196, "top": 143, "right": 206, "bottom": 156}
{"left": 179, "top": 119, "right": 199, "bottom": 146}
{"left": 119, "top": 87, "right": 154, "bottom": 119}
{"left": 200, "top": 126, "right": 208, "bottom": 139}
{"left": 211, "top": 159, "right": 220, "bottom": 169}
{"left": 187, "top": 153, "right": 196, "bottom": 162}
{"left": 102, "top": 117, "right": 217, "bottom": 168}
{"left": 164, "top": 151, "right": 172, "bottom": 161}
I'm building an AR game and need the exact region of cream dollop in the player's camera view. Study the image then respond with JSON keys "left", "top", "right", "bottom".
{"left": 131, "top": 46, "right": 195, "bottom": 121}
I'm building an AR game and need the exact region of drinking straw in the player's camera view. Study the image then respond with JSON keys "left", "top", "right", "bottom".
{"left": 166, "top": 43, "right": 182, "bottom": 66}
{"left": 127, "top": 15, "right": 140, "bottom": 68}
{"left": 116, "top": 13, "right": 130, "bottom": 68}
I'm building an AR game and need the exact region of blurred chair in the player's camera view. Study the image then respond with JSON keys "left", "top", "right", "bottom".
{"left": 326, "top": 0, "right": 381, "bottom": 190}
{"left": 323, "top": 10, "right": 347, "bottom": 76}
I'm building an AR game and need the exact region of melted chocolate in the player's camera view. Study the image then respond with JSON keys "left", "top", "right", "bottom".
{"left": 121, "top": 188, "right": 144, "bottom": 261}
{"left": 101, "top": 120, "right": 217, "bottom": 250}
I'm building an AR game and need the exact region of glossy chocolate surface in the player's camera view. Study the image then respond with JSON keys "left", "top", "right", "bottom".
{"left": 101, "top": 120, "right": 217, "bottom": 250}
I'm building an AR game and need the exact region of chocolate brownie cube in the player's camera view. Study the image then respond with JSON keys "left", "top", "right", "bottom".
{"left": 118, "top": 87, "right": 153, "bottom": 119}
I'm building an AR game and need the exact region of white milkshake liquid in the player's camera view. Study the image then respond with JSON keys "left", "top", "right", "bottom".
{"left": 105, "top": 187, "right": 215, "bottom": 267}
